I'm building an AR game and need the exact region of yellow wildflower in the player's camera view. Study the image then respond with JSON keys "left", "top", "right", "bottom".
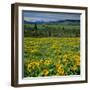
{"left": 55, "top": 64, "right": 61, "bottom": 68}
{"left": 57, "top": 68, "right": 65, "bottom": 75}
{"left": 74, "top": 55, "right": 80, "bottom": 66}
{"left": 43, "top": 69, "right": 49, "bottom": 76}
{"left": 44, "top": 59, "right": 51, "bottom": 65}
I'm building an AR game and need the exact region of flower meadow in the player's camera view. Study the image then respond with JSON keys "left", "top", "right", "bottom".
{"left": 24, "top": 37, "right": 80, "bottom": 77}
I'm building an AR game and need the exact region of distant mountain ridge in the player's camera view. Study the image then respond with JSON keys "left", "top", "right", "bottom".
{"left": 24, "top": 19, "right": 80, "bottom": 24}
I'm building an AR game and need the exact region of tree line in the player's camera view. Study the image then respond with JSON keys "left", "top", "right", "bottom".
{"left": 24, "top": 24, "right": 80, "bottom": 37}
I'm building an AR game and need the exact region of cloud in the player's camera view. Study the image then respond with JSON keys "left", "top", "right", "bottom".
{"left": 23, "top": 11, "right": 80, "bottom": 22}
{"left": 24, "top": 17, "right": 59, "bottom": 22}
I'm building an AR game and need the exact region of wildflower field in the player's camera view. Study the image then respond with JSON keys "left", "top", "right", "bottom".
{"left": 24, "top": 37, "right": 80, "bottom": 77}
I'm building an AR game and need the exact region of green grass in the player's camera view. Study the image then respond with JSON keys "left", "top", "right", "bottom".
{"left": 24, "top": 23, "right": 80, "bottom": 37}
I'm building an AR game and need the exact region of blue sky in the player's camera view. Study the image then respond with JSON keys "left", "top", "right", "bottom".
{"left": 23, "top": 11, "right": 80, "bottom": 22}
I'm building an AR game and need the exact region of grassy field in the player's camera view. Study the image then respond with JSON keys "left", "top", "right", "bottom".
{"left": 24, "top": 37, "right": 80, "bottom": 77}
{"left": 24, "top": 23, "right": 80, "bottom": 37}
